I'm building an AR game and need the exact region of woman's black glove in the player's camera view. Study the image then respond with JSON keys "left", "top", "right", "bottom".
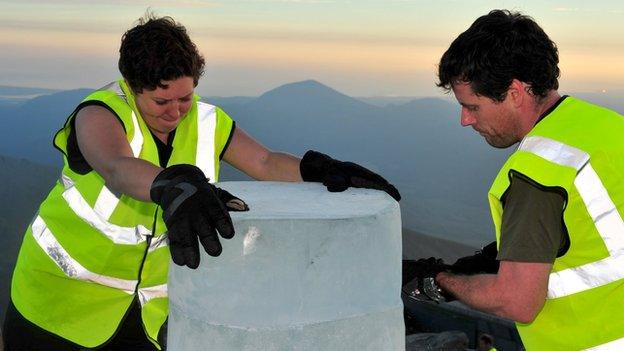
{"left": 299, "top": 150, "right": 401, "bottom": 201}
{"left": 150, "top": 164, "right": 249, "bottom": 269}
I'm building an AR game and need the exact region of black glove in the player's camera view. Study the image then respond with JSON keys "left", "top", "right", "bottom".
{"left": 299, "top": 150, "right": 401, "bottom": 201}
{"left": 402, "top": 257, "right": 454, "bottom": 303}
{"left": 150, "top": 164, "right": 249, "bottom": 269}
{"left": 215, "top": 187, "right": 250, "bottom": 212}
{"left": 449, "top": 241, "right": 499, "bottom": 275}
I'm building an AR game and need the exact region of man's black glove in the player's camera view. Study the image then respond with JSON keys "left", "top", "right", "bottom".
{"left": 401, "top": 242, "right": 500, "bottom": 303}
{"left": 150, "top": 164, "right": 249, "bottom": 269}
{"left": 299, "top": 150, "right": 401, "bottom": 201}
{"left": 449, "top": 241, "right": 499, "bottom": 274}
{"left": 402, "top": 257, "right": 454, "bottom": 303}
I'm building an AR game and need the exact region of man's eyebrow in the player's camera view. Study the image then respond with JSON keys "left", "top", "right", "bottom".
{"left": 459, "top": 102, "right": 478, "bottom": 108}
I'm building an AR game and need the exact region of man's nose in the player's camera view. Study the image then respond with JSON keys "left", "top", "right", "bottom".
{"left": 460, "top": 107, "right": 476, "bottom": 127}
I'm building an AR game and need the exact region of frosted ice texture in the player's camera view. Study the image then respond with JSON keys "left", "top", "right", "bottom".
{"left": 167, "top": 181, "right": 404, "bottom": 350}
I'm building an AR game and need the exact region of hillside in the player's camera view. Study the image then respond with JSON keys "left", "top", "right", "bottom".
{"left": 0, "top": 155, "right": 58, "bottom": 320}
{"left": 402, "top": 228, "right": 478, "bottom": 262}
{"left": 0, "top": 88, "right": 92, "bottom": 165}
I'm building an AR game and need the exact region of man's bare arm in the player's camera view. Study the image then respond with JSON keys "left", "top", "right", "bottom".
{"left": 436, "top": 260, "right": 552, "bottom": 323}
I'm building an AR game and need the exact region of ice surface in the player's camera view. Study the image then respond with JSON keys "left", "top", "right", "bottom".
{"left": 167, "top": 181, "right": 404, "bottom": 350}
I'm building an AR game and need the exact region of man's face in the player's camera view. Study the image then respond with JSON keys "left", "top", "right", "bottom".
{"left": 452, "top": 82, "right": 520, "bottom": 148}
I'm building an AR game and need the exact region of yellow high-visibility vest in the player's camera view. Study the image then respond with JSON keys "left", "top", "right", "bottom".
{"left": 489, "top": 97, "right": 624, "bottom": 350}
{"left": 11, "top": 79, "right": 234, "bottom": 349}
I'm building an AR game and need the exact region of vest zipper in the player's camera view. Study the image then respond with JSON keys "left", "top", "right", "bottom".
{"left": 135, "top": 208, "right": 161, "bottom": 348}
{"left": 135, "top": 207, "right": 157, "bottom": 295}
{"left": 93, "top": 209, "right": 157, "bottom": 349}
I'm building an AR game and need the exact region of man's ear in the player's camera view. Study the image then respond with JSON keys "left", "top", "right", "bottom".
{"left": 507, "top": 79, "right": 528, "bottom": 108}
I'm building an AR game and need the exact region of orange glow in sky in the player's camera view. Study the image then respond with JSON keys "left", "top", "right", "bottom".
{"left": 1, "top": 1, "right": 622, "bottom": 97}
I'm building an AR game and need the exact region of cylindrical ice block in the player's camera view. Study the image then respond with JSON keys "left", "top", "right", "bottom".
{"left": 167, "top": 181, "right": 404, "bottom": 350}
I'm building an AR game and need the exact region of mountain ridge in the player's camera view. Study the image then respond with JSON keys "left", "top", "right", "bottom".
{"left": 0, "top": 154, "right": 58, "bottom": 320}
{"left": 0, "top": 81, "right": 512, "bottom": 248}
{"left": 2, "top": 81, "right": 621, "bottom": 248}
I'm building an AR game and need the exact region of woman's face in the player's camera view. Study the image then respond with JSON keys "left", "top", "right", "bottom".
{"left": 134, "top": 76, "right": 195, "bottom": 141}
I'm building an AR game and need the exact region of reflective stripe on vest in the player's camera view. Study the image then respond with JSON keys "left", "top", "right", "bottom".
{"left": 584, "top": 336, "right": 624, "bottom": 351}
{"left": 518, "top": 136, "right": 624, "bottom": 298}
{"left": 60, "top": 174, "right": 158, "bottom": 247}
{"left": 31, "top": 215, "right": 137, "bottom": 294}
{"left": 138, "top": 284, "right": 168, "bottom": 306}
{"left": 91, "top": 82, "right": 144, "bottom": 221}
{"left": 196, "top": 101, "right": 217, "bottom": 181}
{"left": 31, "top": 215, "right": 167, "bottom": 306}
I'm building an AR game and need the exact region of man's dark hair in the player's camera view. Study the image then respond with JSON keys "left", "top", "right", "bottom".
{"left": 119, "top": 14, "right": 205, "bottom": 93}
{"left": 437, "top": 10, "right": 559, "bottom": 102}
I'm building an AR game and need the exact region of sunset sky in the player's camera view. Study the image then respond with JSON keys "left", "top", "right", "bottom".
{"left": 1, "top": 0, "right": 622, "bottom": 97}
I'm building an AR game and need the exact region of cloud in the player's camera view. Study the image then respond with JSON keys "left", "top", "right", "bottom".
{"left": 3, "top": 0, "right": 219, "bottom": 7}
{"left": 553, "top": 7, "right": 623, "bottom": 14}
{"left": 114, "top": 0, "right": 218, "bottom": 7}
{"left": 553, "top": 7, "right": 580, "bottom": 12}
{"left": 233, "top": 0, "right": 339, "bottom": 3}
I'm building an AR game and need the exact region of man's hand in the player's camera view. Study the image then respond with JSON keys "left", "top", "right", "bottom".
{"left": 402, "top": 257, "right": 454, "bottom": 303}
{"left": 300, "top": 150, "right": 401, "bottom": 201}
{"left": 150, "top": 164, "right": 249, "bottom": 269}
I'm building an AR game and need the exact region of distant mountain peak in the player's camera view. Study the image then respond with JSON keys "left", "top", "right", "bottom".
{"left": 285, "top": 79, "right": 324, "bottom": 87}
{"left": 252, "top": 79, "right": 375, "bottom": 113}
{"left": 260, "top": 79, "right": 347, "bottom": 98}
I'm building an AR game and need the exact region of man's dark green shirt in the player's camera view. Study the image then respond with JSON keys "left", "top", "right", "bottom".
{"left": 496, "top": 96, "right": 570, "bottom": 264}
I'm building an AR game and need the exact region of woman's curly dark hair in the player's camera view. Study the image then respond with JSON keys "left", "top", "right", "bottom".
{"left": 119, "top": 14, "right": 205, "bottom": 93}
{"left": 437, "top": 10, "right": 560, "bottom": 102}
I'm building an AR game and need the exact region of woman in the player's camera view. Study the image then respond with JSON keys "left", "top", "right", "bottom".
{"left": 3, "top": 15, "right": 400, "bottom": 350}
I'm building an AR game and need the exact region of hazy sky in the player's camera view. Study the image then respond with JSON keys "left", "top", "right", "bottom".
{"left": 1, "top": 0, "right": 622, "bottom": 97}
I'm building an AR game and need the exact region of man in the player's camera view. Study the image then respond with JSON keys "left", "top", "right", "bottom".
{"left": 430, "top": 9, "right": 624, "bottom": 350}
